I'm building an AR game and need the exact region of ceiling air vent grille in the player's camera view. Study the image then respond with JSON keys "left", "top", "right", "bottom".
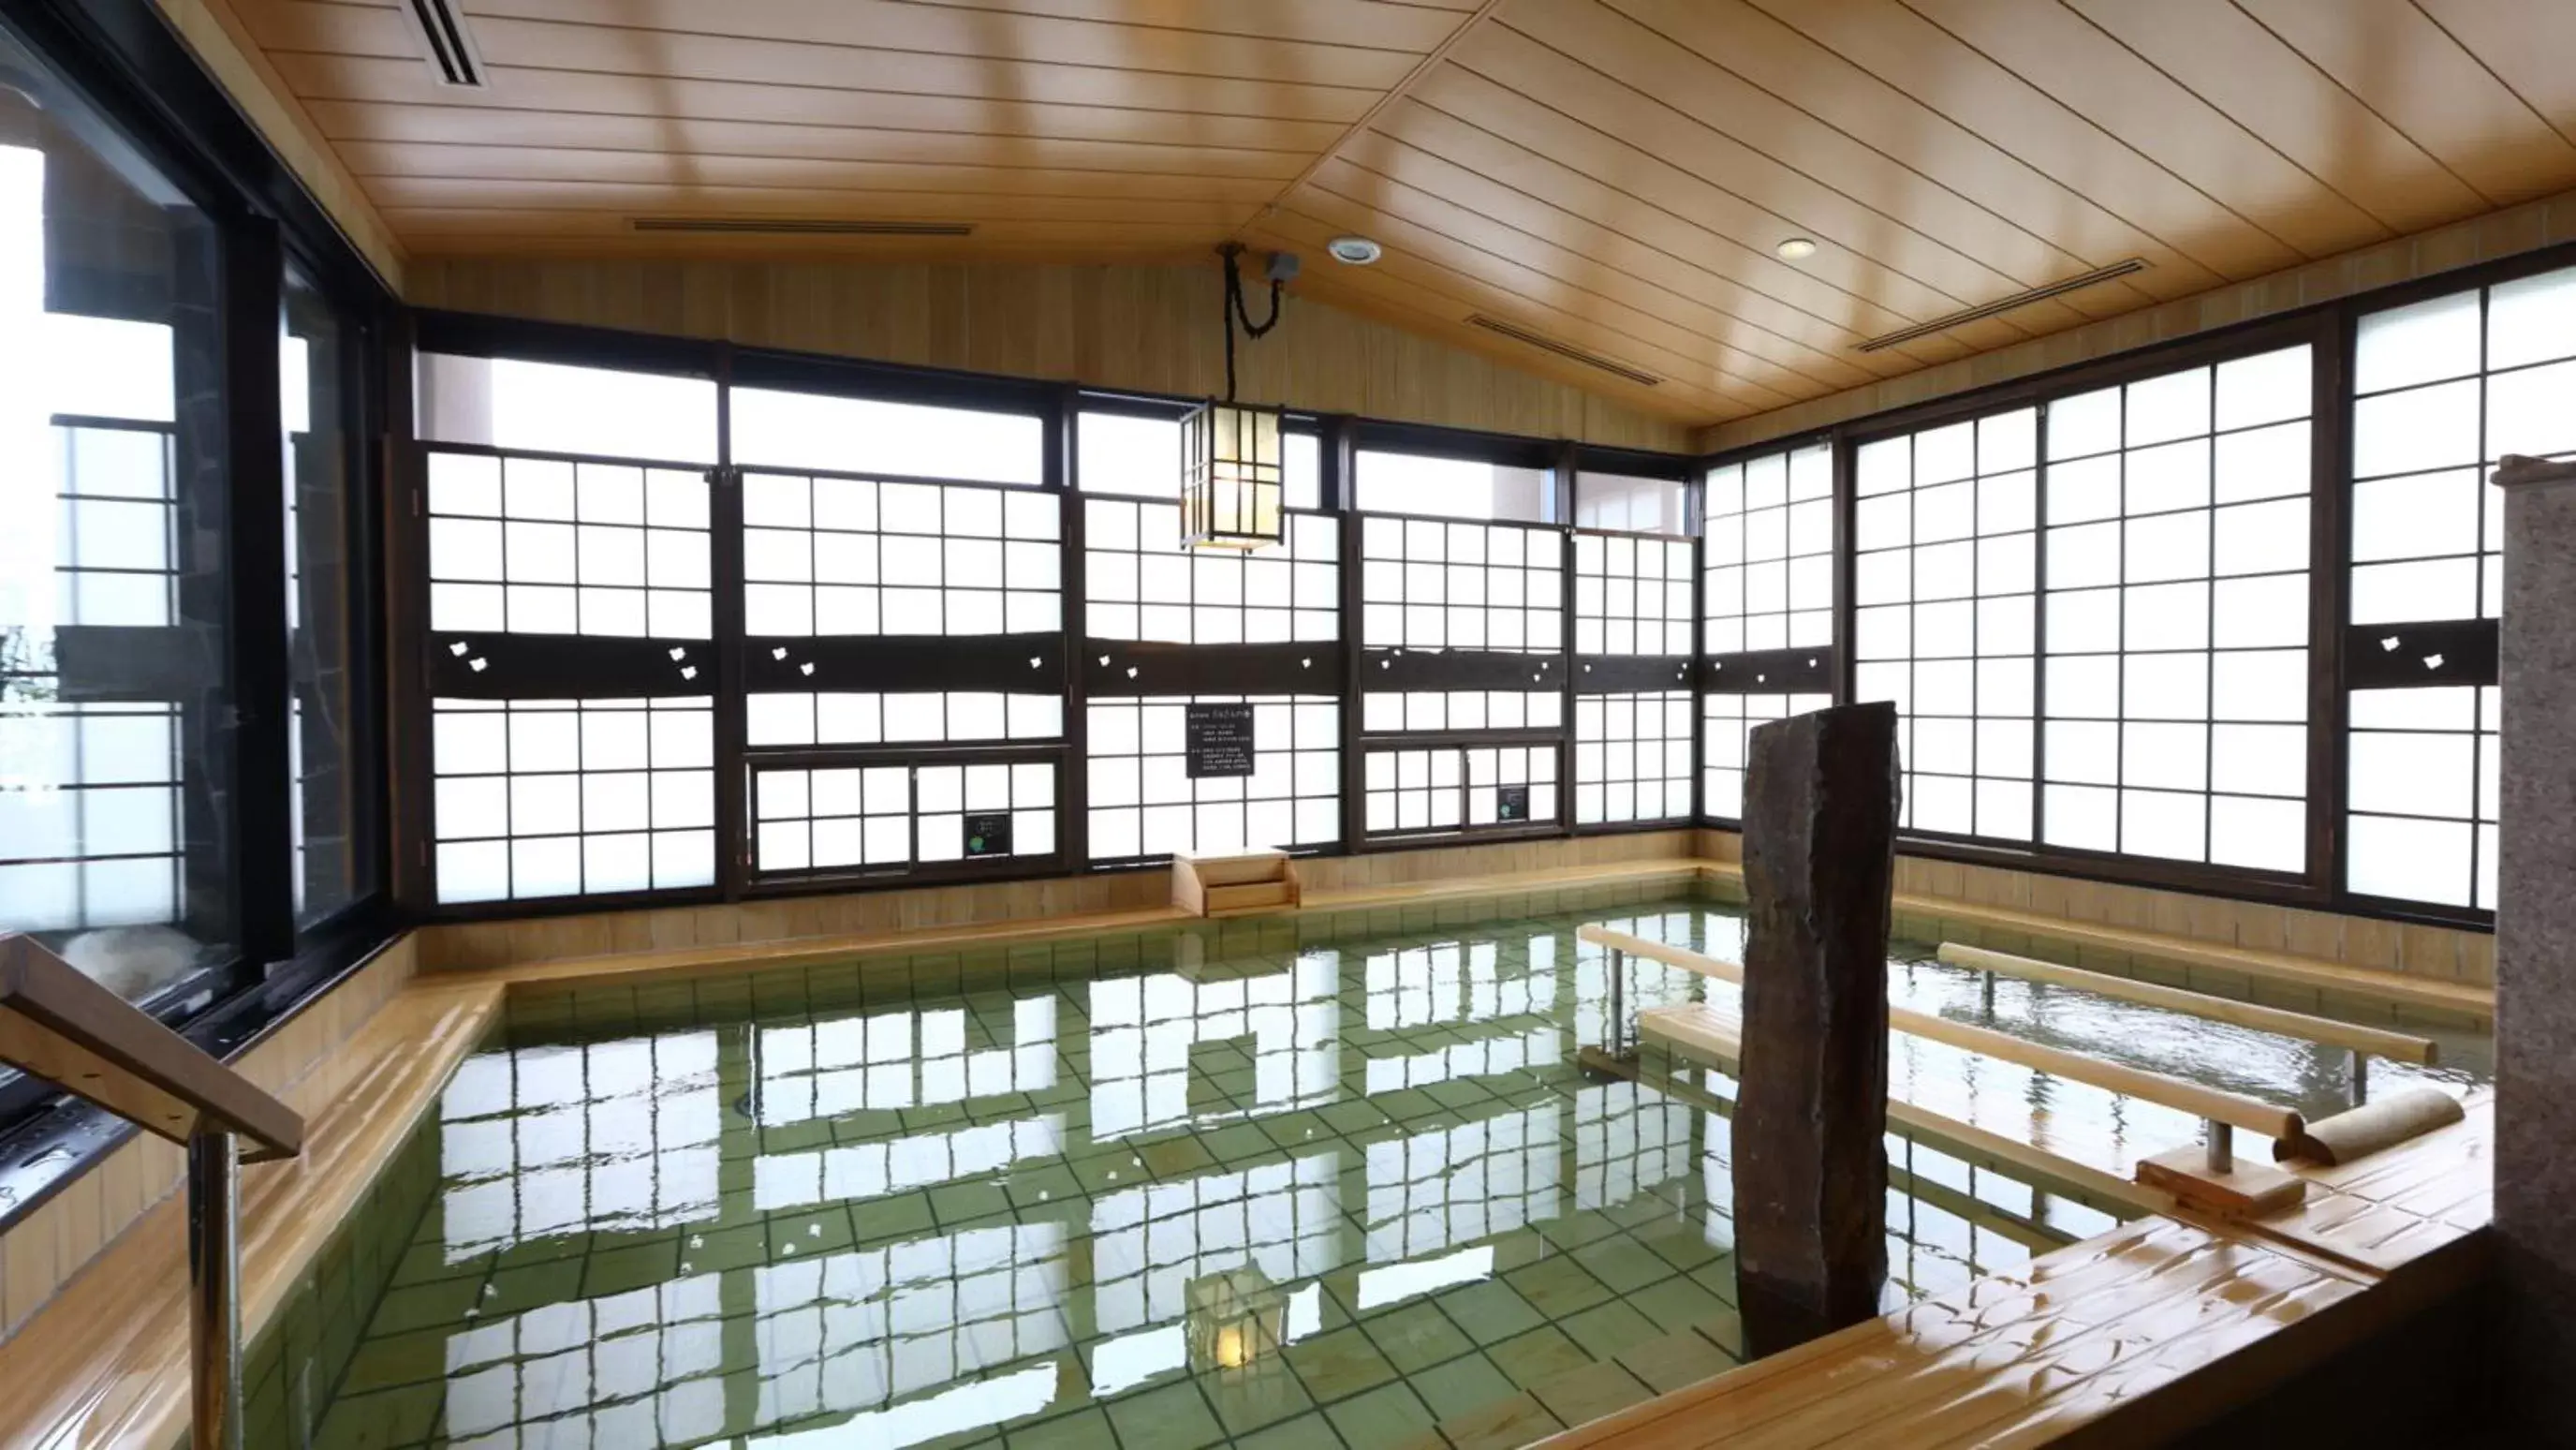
{"left": 628, "top": 217, "right": 979, "bottom": 237}
{"left": 1465, "top": 314, "right": 1661, "bottom": 387}
{"left": 1855, "top": 258, "right": 2151, "bottom": 352}
{"left": 400, "top": 0, "right": 485, "bottom": 88}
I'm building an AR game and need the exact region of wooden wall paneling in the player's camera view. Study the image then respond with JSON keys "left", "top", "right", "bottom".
{"left": 404, "top": 257, "right": 1702, "bottom": 449}
{"left": 2236, "top": 0, "right": 2576, "bottom": 207}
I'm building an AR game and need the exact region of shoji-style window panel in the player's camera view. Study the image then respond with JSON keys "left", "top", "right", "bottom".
{"left": 1574, "top": 690, "right": 1693, "bottom": 825}
{"left": 743, "top": 692, "right": 1063, "bottom": 748}
{"left": 740, "top": 475, "right": 1060, "bottom": 639}
{"left": 432, "top": 697, "right": 716, "bottom": 904}
{"left": 426, "top": 451, "right": 713, "bottom": 640}
{"left": 1360, "top": 517, "right": 1563, "bottom": 652}
{"left": 1362, "top": 746, "right": 1557, "bottom": 836}
{"left": 1700, "top": 692, "right": 1832, "bottom": 822}
{"left": 2040, "top": 346, "right": 2313, "bottom": 871}
{"left": 2340, "top": 267, "right": 2573, "bottom": 910}
{"left": 1083, "top": 500, "right": 1338, "bottom": 644}
{"left": 1084, "top": 696, "right": 1338, "bottom": 862}
{"left": 750, "top": 760, "right": 1056, "bottom": 878}
{"left": 1079, "top": 407, "right": 1319, "bottom": 508}
{"left": 1853, "top": 408, "right": 2039, "bottom": 842}
{"left": 1359, "top": 689, "right": 1561, "bottom": 733}
{"left": 1574, "top": 534, "right": 1693, "bottom": 657}
{"left": 1704, "top": 443, "right": 1833, "bottom": 654}
{"left": 2346, "top": 688, "right": 2496, "bottom": 910}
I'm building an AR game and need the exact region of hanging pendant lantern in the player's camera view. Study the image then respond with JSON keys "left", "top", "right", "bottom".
{"left": 1183, "top": 244, "right": 1290, "bottom": 551}
{"left": 1180, "top": 397, "right": 1285, "bottom": 550}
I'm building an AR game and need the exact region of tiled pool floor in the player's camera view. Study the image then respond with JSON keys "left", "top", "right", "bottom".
{"left": 306, "top": 899, "right": 2129, "bottom": 1450}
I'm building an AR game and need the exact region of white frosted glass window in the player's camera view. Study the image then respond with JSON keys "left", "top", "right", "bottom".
{"left": 2341, "top": 270, "right": 2568, "bottom": 911}
{"left": 741, "top": 474, "right": 1057, "bottom": 639}
{"left": 2040, "top": 347, "right": 2312, "bottom": 870}
{"left": 432, "top": 697, "right": 715, "bottom": 903}
{"left": 752, "top": 759, "right": 1053, "bottom": 875}
{"left": 417, "top": 354, "right": 717, "bottom": 466}
{"left": 1355, "top": 450, "right": 1554, "bottom": 523}
{"left": 1365, "top": 745, "right": 1554, "bottom": 836}
{"left": 429, "top": 451, "right": 710, "bottom": 638}
{"left": 1085, "top": 490, "right": 1337, "bottom": 645}
{"left": 1703, "top": 442, "right": 1831, "bottom": 655}
{"left": 1700, "top": 692, "right": 1832, "bottom": 821}
{"left": 1574, "top": 691, "right": 1692, "bottom": 824}
{"left": 732, "top": 387, "right": 1040, "bottom": 485}
{"left": 1577, "top": 471, "right": 1686, "bottom": 533}
{"left": 1850, "top": 408, "right": 2038, "bottom": 840}
{"left": 1083, "top": 695, "right": 1338, "bottom": 861}
{"left": 1575, "top": 532, "right": 1693, "bottom": 657}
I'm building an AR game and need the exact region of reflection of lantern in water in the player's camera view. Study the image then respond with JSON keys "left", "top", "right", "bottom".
{"left": 1186, "top": 1268, "right": 1286, "bottom": 1375}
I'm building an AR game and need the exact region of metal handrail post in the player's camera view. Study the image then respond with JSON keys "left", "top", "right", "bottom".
{"left": 188, "top": 1127, "right": 243, "bottom": 1450}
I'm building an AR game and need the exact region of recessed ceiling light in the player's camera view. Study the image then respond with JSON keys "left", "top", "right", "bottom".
{"left": 1327, "top": 235, "right": 1383, "bottom": 265}
{"left": 1775, "top": 237, "right": 1818, "bottom": 260}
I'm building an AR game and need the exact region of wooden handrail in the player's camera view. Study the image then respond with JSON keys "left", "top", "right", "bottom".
{"left": 1578, "top": 925, "right": 2304, "bottom": 1141}
{"left": 1936, "top": 942, "right": 2437, "bottom": 1064}
{"left": 0, "top": 934, "right": 302, "bottom": 1161}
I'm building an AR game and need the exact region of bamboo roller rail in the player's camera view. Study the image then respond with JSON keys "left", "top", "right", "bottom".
{"left": 1577, "top": 925, "right": 2304, "bottom": 1143}
{"left": 1936, "top": 941, "right": 2438, "bottom": 1064}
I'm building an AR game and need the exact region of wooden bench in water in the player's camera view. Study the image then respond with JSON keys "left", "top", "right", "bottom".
{"left": 1557, "top": 923, "right": 2492, "bottom": 1449}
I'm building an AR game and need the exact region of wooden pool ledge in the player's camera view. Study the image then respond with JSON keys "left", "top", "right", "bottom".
{"left": 1527, "top": 1096, "right": 2492, "bottom": 1450}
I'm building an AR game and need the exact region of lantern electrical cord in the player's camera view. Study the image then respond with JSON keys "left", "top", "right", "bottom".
{"left": 1219, "top": 243, "right": 1282, "bottom": 404}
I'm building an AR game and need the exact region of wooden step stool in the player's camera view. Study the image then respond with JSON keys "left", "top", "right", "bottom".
{"left": 1172, "top": 850, "right": 1298, "bottom": 917}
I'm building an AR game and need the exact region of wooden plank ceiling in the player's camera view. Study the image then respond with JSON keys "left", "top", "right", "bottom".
{"left": 228, "top": 0, "right": 2576, "bottom": 427}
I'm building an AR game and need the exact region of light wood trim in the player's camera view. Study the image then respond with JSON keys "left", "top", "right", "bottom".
{"left": 1632, "top": 1001, "right": 2169, "bottom": 1215}
{"left": 1936, "top": 942, "right": 2439, "bottom": 1064}
{"left": 1579, "top": 925, "right": 2303, "bottom": 1141}
{"left": 0, "top": 935, "right": 302, "bottom": 1161}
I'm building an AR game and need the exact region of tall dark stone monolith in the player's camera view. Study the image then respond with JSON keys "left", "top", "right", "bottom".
{"left": 1731, "top": 701, "right": 1898, "bottom": 1358}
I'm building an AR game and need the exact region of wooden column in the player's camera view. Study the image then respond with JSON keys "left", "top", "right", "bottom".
{"left": 1731, "top": 701, "right": 1898, "bottom": 1357}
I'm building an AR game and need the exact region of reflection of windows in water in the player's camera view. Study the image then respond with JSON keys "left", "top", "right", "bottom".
{"left": 430, "top": 696, "right": 715, "bottom": 904}
{"left": 435, "top": 1274, "right": 730, "bottom": 1446}
{"left": 755, "top": 995, "right": 1056, "bottom": 1126}
{"left": 1364, "top": 1027, "right": 1562, "bottom": 1094}
{"left": 1362, "top": 937, "right": 1557, "bottom": 1031}
{"left": 754, "top": 1115, "right": 1065, "bottom": 1214}
{"left": 1885, "top": 1138, "right": 2038, "bottom": 1300}
{"left": 754, "top": 1224, "right": 1070, "bottom": 1425}
{"left": 1574, "top": 916, "right": 1705, "bottom": 1047}
{"left": 434, "top": 1034, "right": 720, "bottom": 1260}
{"left": 1364, "top": 1105, "right": 1562, "bottom": 1263}
{"left": 1086, "top": 954, "right": 1340, "bottom": 1140}
{"left": 1574, "top": 1081, "right": 1695, "bottom": 1211}
{"left": 1089, "top": 1150, "right": 1341, "bottom": 1335}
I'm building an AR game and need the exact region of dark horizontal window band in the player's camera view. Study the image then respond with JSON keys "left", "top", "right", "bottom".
{"left": 426, "top": 631, "right": 715, "bottom": 698}
{"left": 753, "top": 634, "right": 1067, "bottom": 695}
{"left": 1701, "top": 648, "right": 1837, "bottom": 694}
{"left": 1361, "top": 647, "right": 1565, "bottom": 691}
{"left": 1573, "top": 655, "right": 1697, "bottom": 693}
{"left": 2345, "top": 618, "right": 2498, "bottom": 689}
{"left": 1083, "top": 640, "right": 1344, "bottom": 697}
